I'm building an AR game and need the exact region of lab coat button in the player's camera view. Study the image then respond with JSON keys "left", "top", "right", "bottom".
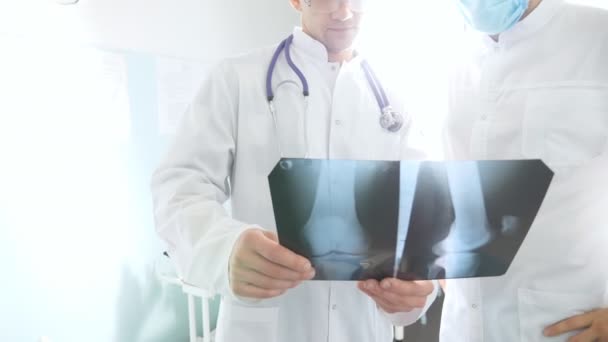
{"left": 335, "top": 119, "right": 342, "bottom": 126}
{"left": 332, "top": 304, "right": 337, "bottom": 310}
{"left": 471, "top": 304, "right": 478, "bottom": 309}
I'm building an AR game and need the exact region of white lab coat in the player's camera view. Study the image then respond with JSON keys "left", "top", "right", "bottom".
{"left": 151, "top": 28, "right": 437, "bottom": 342}
{"left": 441, "top": 0, "right": 608, "bottom": 341}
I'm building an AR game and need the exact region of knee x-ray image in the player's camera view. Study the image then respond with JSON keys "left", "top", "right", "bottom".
{"left": 268, "top": 159, "right": 553, "bottom": 281}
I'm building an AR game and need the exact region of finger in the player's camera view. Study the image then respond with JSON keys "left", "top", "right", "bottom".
{"left": 262, "top": 230, "right": 278, "bottom": 241}
{"left": 358, "top": 282, "right": 385, "bottom": 300}
{"left": 256, "top": 234, "right": 312, "bottom": 272}
{"left": 596, "top": 320, "right": 608, "bottom": 340}
{"left": 371, "top": 293, "right": 413, "bottom": 314}
{"left": 358, "top": 283, "right": 416, "bottom": 313}
{"left": 262, "top": 230, "right": 280, "bottom": 243}
{"left": 357, "top": 282, "right": 370, "bottom": 294}
{"left": 232, "top": 281, "right": 286, "bottom": 299}
{"left": 567, "top": 328, "right": 598, "bottom": 342}
{"left": 358, "top": 281, "right": 379, "bottom": 295}
{"left": 380, "top": 278, "right": 434, "bottom": 297}
{"left": 545, "top": 311, "right": 596, "bottom": 336}
{"left": 359, "top": 279, "right": 381, "bottom": 292}
{"left": 244, "top": 251, "right": 315, "bottom": 281}
{"left": 375, "top": 288, "right": 427, "bottom": 309}
{"left": 232, "top": 267, "right": 301, "bottom": 290}
{"left": 361, "top": 279, "right": 378, "bottom": 288}
{"left": 358, "top": 282, "right": 372, "bottom": 296}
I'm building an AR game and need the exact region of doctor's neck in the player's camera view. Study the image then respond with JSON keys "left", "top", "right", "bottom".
{"left": 327, "top": 48, "right": 355, "bottom": 63}
{"left": 301, "top": 26, "right": 356, "bottom": 63}
{"left": 523, "top": 0, "right": 543, "bottom": 20}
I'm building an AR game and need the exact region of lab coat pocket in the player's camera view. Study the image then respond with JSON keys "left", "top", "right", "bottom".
{"left": 522, "top": 88, "right": 608, "bottom": 173}
{"left": 217, "top": 303, "right": 280, "bottom": 342}
{"left": 517, "top": 287, "right": 603, "bottom": 342}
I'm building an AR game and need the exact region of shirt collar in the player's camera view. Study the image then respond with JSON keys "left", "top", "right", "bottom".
{"left": 292, "top": 27, "right": 331, "bottom": 62}
{"left": 475, "top": 0, "right": 564, "bottom": 48}
{"left": 290, "top": 27, "right": 362, "bottom": 67}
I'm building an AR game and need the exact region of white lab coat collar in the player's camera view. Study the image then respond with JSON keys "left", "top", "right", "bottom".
{"left": 292, "top": 27, "right": 330, "bottom": 62}
{"left": 475, "top": 0, "right": 564, "bottom": 48}
{"left": 291, "top": 27, "right": 362, "bottom": 67}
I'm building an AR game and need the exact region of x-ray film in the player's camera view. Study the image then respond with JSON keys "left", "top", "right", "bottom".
{"left": 269, "top": 159, "right": 553, "bottom": 281}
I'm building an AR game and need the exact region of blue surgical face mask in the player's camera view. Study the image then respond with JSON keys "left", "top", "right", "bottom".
{"left": 457, "top": 0, "right": 530, "bottom": 35}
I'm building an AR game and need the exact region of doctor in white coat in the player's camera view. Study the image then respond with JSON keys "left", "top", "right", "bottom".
{"left": 151, "top": 0, "right": 437, "bottom": 341}
{"left": 441, "top": 0, "right": 608, "bottom": 341}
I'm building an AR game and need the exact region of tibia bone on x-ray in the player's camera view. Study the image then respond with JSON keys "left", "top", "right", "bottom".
{"left": 431, "top": 161, "right": 492, "bottom": 278}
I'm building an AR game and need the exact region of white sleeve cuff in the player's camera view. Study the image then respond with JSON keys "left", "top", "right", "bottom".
{"left": 178, "top": 219, "right": 255, "bottom": 299}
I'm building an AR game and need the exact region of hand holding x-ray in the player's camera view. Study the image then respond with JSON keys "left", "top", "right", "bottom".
{"left": 358, "top": 278, "right": 434, "bottom": 314}
{"left": 228, "top": 228, "right": 316, "bottom": 299}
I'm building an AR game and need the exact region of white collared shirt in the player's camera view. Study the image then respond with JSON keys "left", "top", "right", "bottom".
{"left": 441, "top": 0, "right": 608, "bottom": 341}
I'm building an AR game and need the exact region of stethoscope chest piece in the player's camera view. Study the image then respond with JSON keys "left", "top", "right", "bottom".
{"left": 379, "top": 107, "right": 408, "bottom": 133}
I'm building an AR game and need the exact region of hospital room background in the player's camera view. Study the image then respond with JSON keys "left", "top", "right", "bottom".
{"left": 0, "top": 1, "right": 463, "bottom": 341}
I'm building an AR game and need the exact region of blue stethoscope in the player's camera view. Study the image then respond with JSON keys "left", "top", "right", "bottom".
{"left": 266, "top": 35, "right": 408, "bottom": 157}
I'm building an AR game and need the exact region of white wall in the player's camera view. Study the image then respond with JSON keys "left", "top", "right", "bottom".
{"left": 0, "top": 0, "right": 299, "bottom": 59}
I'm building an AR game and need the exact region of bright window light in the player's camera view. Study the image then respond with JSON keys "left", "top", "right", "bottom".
{"left": 358, "top": 1, "right": 465, "bottom": 159}
{"left": 0, "top": 33, "right": 132, "bottom": 292}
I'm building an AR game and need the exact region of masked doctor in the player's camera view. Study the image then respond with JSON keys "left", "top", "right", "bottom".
{"left": 441, "top": 0, "right": 608, "bottom": 341}
{"left": 151, "top": 1, "right": 437, "bottom": 341}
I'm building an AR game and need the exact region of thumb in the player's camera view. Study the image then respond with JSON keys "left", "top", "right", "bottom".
{"left": 262, "top": 230, "right": 279, "bottom": 243}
